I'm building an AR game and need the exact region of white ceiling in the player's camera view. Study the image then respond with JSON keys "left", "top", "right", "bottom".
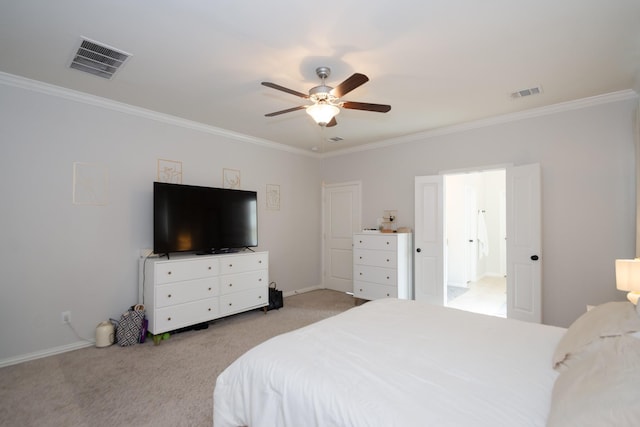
{"left": 1, "top": 1, "right": 639, "bottom": 153}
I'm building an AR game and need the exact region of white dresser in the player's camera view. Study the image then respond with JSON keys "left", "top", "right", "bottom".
{"left": 353, "top": 233, "right": 412, "bottom": 300}
{"left": 141, "top": 251, "right": 268, "bottom": 338}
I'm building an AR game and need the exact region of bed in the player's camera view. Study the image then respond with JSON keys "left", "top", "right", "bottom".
{"left": 214, "top": 298, "right": 640, "bottom": 427}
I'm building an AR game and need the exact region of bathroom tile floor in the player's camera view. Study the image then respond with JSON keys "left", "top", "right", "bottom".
{"left": 447, "top": 276, "right": 506, "bottom": 318}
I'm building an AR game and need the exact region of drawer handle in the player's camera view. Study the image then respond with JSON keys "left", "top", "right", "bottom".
{"left": 386, "top": 276, "right": 390, "bottom": 280}
{"left": 208, "top": 308, "right": 212, "bottom": 311}
{"left": 229, "top": 264, "right": 233, "bottom": 268}
{"left": 208, "top": 287, "right": 212, "bottom": 291}
{"left": 259, "top": 260, "right": 262, "bottom": 264}
{"left": 167, "top": 317, "right": 172, "bottom": 321}
{"left": 359, "top": 240, "right": 363, "bottom": 243}
{"left": 359, "top": 272, "right": 362, "bottom": 276}
{"left": 386, "top": 293, "right": 390, "bottom": 297}
{"left": 208, "top": 266, "right": 212, "bottom": 270}
{"left": 258, "top": 278, "right": 262, "bottom": 282}
{"left": 167, "top": 271, "right": 172, "bottom": 275}
{"left": 359, "top": 288, "right": 363, "bottom": 292}
{"left": 359, "top": 256, "right": 362, "bottom": 259}
{"left": 228, "top": 303, "right": 232, "bottom": 306}
{"left": 259, "top": 295, "right": 262, "bottom": 299}
{"left": 168, "top": 294, "right": 172, "bottom": 298}
{"left": 228, "top": 283, "right": 233, "bottom": 287}
{"left": 386, "top": 259, "right": 390, "bottom": 262}
{"left": 386, "top": 241, "right": 390, "bottom": 245}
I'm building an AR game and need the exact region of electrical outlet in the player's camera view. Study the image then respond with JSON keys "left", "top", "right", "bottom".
{"left": 61, "top": 311, "right": 71, "bottom": 324}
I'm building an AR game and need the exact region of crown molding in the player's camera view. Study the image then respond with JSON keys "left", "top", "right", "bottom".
{"left": 322, "top": 89, "right": 639, "bottom": 158}
{"left": 0, "top": 72, "right": 319, "bottom": 158}
{"left": 2, "top": 72, "right": 635, "bottom": 161}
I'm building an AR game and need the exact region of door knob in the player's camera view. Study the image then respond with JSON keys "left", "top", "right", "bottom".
{"left": 416, "top": 248, "right": 421, "bottom": 253}
{"left": 531, "top": 255, "right": 539, "bottom": 261}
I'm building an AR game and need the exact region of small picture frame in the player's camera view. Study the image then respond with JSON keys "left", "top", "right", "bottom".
{"left": 266, "top": 184, "right": 280, "bottom": 210}
{"left": 223, "top": 168, "right": 241, "bottom": 189}
{"left": 73, "top": 162, "right": 109, "bottom": 205}
{"left": 157, "top": 159, "right": 182, "bottom": 183}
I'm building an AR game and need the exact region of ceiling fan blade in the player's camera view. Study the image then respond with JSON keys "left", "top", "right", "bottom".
{"left": 342, "top": 101, "right": 391, "bottom": 113}
{"left": 261, "top": 82, "right": 309, "bottom": 99}
{"left": 331, "top": 73, "right": 369, "bottom": 98}
{"left": 264, "top": 105, "right": 307, "bottom": 117}
{"left": 326, "top": 117, "right": 337, "bottom": 127}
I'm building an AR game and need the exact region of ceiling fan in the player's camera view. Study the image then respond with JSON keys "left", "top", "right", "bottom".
{"left": 261, "top": 66, "right": 391, "bottom": 127}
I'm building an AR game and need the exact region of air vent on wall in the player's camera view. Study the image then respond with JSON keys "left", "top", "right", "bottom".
{"left": 511, "top": 85, "right": 543, "bottom": 99}
{"left": 69, "top": 38, "right": 131, "bottom": 79}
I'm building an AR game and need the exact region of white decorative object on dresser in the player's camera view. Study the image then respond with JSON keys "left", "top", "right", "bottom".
{"left": 141, "top": 251, "right": 268, "bottom": 341}
{"left": 353, "top": 233, "right": 412, "bottom": 300}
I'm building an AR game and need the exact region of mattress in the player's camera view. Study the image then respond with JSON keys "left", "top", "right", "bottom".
{"left": 214, "top": 298, "right": 566, "bottom": 427}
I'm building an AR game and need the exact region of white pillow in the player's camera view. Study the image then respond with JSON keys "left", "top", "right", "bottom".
{"left": 552, "top": 301, "right": 640, "bottom": 370}
{"left": 547, "top": 335, "right": 640, "bottom": 426}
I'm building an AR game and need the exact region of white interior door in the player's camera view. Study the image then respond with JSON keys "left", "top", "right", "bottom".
{"left": 322, "top": 182, "right": 362, "bottom": 293}
{"left": 416, "top": 166, "right": 541, "bottom": 322}
{"left": 414, "top": 176, "right": 445, "bottom": 304}
{"left": 506, "top": 164, "right": 542, "bottom": 322}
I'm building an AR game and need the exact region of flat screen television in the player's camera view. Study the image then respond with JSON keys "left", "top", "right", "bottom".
{"left": 153, "top": 182, "right": 258, "bottom": 255}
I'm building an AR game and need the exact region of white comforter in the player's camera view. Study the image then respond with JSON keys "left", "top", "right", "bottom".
{"left": 214, "top": 298, "right": 566, "bottom": 427}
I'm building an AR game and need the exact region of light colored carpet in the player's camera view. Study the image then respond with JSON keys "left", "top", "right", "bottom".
{"left": 0, "top": 289, "right": 354, "bottom": 427}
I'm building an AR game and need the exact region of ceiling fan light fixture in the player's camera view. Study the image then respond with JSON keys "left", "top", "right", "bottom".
{"left": 306, "top": 103, "right": 340, "bottom": 126}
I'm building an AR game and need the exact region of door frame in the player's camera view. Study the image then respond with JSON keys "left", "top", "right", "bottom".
{"left": 414, "top": 163, "right": 541, "bottom": 322}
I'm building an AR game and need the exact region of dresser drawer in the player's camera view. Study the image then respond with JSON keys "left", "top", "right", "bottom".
{"left": 220, "top": 288, "right": 268, "bottom": 316}
{"left": 353, "top": 281, "right": 397, "bottom": 300}
{"left": 353, "top": 234, "right": 397, "bottom": 250}
{"left": 354, "top": 249, "right": 397, "bottom": 268}
{"left": 155, "top": 277, "right": 219, "bottom": 308}
{"left": 219, "top": 270, "right": 268, "bottom": 295}
{"left": 354, "top": 265, "right": 398, "bottom": 286}
{"left": 155, "top": 297, "right": 219, "bottom": 332}
{"left": 154, "top": 258, "right": 219, "bottom": 284}
{"left": 219, "top": 252, "right": 268, "bottom": 275}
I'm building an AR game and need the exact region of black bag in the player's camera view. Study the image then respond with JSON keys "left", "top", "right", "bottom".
{"left": 116, "top": 305, "right": 146, "bottom": 346}
{"left": 267, "top": 281, "right": 283, "bottom": 311}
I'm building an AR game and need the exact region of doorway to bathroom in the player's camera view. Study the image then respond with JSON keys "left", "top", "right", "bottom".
{"left": 444, "top": 169, "right": 506, "bottom": 317}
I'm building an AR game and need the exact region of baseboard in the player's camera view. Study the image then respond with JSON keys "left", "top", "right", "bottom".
{"left": 283, "top": 285, "right": 323, "bottom": 298}
{"left": 0, "top": 340, "right": 94, "bottom": 368}
{"left": 2, "top": 286, "right": 332, "bottom": 367}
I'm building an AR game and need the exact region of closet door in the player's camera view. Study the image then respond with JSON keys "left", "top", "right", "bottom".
{"left": 323, "top": 181, "right": 362, "bottom": 293}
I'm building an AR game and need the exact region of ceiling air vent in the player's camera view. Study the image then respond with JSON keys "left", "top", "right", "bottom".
{"left": 511, "top": 85, "right": 543, "bottom": 99}
{"left": 328, "top": 136, "right": 344, "bottom": 143}
{"left": 69, "top": 38, "right": 131, "bottom": 79}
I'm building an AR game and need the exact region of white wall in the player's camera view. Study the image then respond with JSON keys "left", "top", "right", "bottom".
{"left": 321, "top": 94, "right": 638, "bottom": 327}
{"left": 0, "top": 77, "right": 322, "bottom": 363}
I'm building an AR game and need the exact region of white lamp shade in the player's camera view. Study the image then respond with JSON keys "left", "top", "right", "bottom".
{"left": 615, "top": 259, "right": 640, "bottom": 305}
{"left": 306, "top": 103, "right": 340, "bottom": 125}
{"left": 615, "top": 259, "right": 640, "bottom": 292}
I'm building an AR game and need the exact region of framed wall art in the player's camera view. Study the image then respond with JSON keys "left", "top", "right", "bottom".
{"left": 223, "top": 168, "right": 241, "bottom": 189}
{"left": 266, "top": 184, "right": 280, "bottom": 210}
{"left": 157, "top": 159, "right": 182, "bottom": 183}
{"left": 72, "top": 162, "right": 108, "bottom": 205}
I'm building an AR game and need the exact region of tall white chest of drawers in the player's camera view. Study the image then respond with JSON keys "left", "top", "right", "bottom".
{"left": 141, "top": 251, "right": 268, "bottom": 336}
{"left": 353, "top": 233, "right": 412, "bottom": 300}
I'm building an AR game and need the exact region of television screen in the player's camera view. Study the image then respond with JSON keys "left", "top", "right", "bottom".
{"left": 154, "top": 182, "right": 258, "bottom": 254}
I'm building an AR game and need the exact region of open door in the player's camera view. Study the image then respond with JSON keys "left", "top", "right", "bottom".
{"left": 506, "top": 164, "right": 542, "bottom": 323}
{"left": 414, "top": 175, "right": 445, "bottom": 304}
{"left": 414, "top": 165, "right": 542, "bottom": 323}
